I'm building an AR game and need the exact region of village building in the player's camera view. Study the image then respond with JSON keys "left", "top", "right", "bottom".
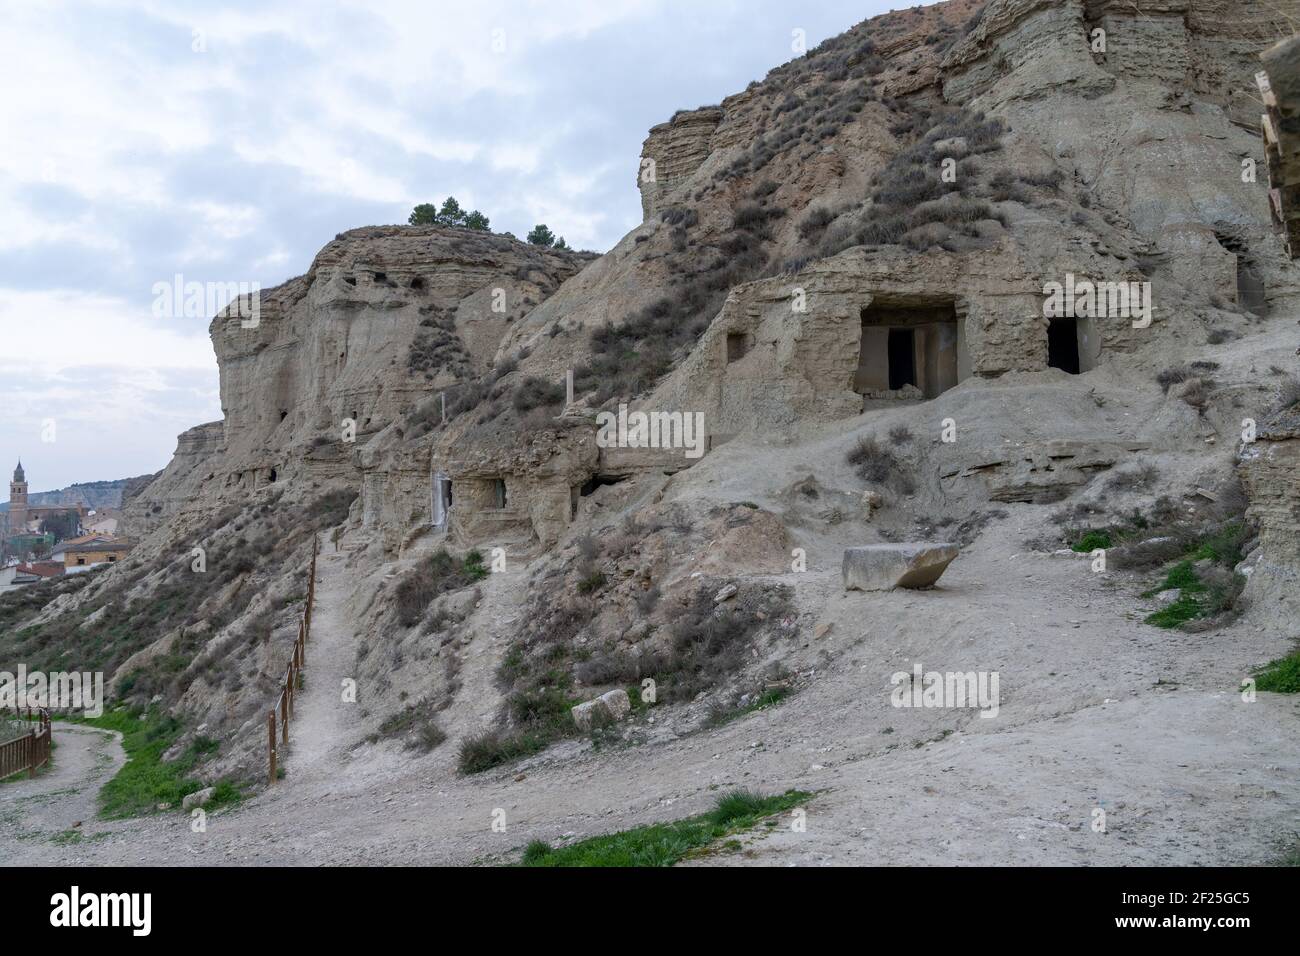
{"left": 59, "top": 536, "right": 133, "bottom": 573}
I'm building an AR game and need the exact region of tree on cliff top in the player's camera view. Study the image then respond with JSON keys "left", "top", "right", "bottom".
{"left": 528, "top": 223, "right": 565, "bottom": 248}
{"left": 408, "top": 197, "right": 490, "bottom": 231}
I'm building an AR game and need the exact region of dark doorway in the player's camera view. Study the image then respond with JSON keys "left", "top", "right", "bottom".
{"left": 887, "top": 328, "right": 916, "bottom": 390}
{"left": 1048, "top": 318, "right": 1080, "bottom": 374}
{"left": 726, "top": 332, "right": 749, "bottom": 363}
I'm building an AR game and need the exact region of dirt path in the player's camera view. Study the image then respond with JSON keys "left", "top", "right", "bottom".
{"left": 0, "top": 722, "right": 125, "bottom": 859}
{"left": 282, "top": 537, "right": 363, "bottom": 781}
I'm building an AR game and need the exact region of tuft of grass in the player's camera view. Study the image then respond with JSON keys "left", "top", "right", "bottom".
{"left": 710, "top": 789, "right": 775, "bottom": 825}
{"left": 847, "top": 436, "right": 914, "bottom": 493}
{"left": 576, "top": 571, "right": 607, "bottom": 595}
{"left": 518, "top": 789, "right": 812, "bottom": 867}
{"left": 1145, "top": 594, "right": 1204, "bottom": 629}
{"left": 1254, "top": 649, "right": 1300, "bottom": 693}
{"left": 706, "top": 686, "right": 791, "bottom": 727}
{"left": 457, "top": 729, "right": 549, "bottom": 775}
{"left": 521, "top": 840, "right": 554, "bottom": 864}
{"left": 1193, "top": 523, "right": 1248, "bottom": 568}
{"left": 1072, "top": 530, "right": 1112, "bottom": 553}
{"left": 1157, "top": 560, "right": 1205, "bottom": 594}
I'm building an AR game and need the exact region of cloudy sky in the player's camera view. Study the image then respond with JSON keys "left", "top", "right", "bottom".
{"left": 0, "top": 0, "right": 915, "bottom": 492}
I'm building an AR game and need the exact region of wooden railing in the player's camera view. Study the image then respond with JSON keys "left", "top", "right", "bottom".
{"left": 268, "top": 537, "right": 318, "bottom": 784}
{"left": 0, "top": 710, "right": 52, "bottom": 781}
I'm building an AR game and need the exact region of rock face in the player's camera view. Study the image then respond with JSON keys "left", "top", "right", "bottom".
{"left": 1238, "top": 403, "right": 1300, "bottom": 617}
{"left": 843, "top": 543, "right": 960, "bottom": 591}
{"left": 940, "top": 439, "right": 1152, "bottom": 504}
{"left": 639, "top": 107, "right": 725, "bottom": 220}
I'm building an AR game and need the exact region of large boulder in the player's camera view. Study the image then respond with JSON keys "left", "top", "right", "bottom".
{"left": 843, "top": 543, "right": 959, "bottom": 592}
{"left": 571, "top": 689, "right": 632, "bottom": 731}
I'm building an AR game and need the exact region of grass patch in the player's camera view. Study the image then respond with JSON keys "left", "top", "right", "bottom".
{"left": 1254, "top": 649, "right": 1300, "bottom": 694}
{"left": 1145, "top": 594, "right": 1205, "bottom": 629}
{"left": 1072, "top": 530, "right": 1111, "bottom": 553}
{"left": 1142, "top": 560, "right": 1205, "bottom": 596}
{"left": 1141, "top": 556, "right": 1245, "bottom": 629}
{"left": 518, "top": 789, "right": 812, "bottom": 867}
{"left": 78, "top": 708, "right": 243, "bottom": 819}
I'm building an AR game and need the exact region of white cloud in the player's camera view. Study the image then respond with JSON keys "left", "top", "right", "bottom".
{"left": 0, "top": 289, "right": 216, "bottom": 372}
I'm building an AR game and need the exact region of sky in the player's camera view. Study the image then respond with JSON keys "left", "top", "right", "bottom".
{"left": 0, "top": 0, "right": 922, "bottom": 492}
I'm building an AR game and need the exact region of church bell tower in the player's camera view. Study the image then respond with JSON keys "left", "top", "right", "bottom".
{"left": 10, "top": 460, "right": 29, "bottom": 532}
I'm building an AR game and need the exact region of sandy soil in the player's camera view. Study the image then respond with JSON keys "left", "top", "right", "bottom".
{"left": 2, "top": 506, "right": 1295, "bottom": 867}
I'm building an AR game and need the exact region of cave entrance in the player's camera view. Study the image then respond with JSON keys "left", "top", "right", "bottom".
{"left": 579, "top": 474, "right": 629, "bottom": 497}
{"left": 1047, "top": 318, "right": 1081, "bottom": 374}
{"left": 855, "top": 297, "right": 961, "bottom": 399}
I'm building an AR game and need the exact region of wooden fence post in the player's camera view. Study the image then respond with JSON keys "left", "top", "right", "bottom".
{"left": 268, "top": 711, "right": 277, "bottom": 785}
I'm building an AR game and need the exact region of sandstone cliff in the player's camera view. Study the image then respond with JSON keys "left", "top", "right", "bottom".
{"left": 121, "top": 226, "right": 592, "bottom": 539}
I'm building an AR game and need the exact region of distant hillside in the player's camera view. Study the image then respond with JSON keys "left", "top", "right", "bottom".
{"left": 0, "top": 477, "right": 149, "bottom": 513}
